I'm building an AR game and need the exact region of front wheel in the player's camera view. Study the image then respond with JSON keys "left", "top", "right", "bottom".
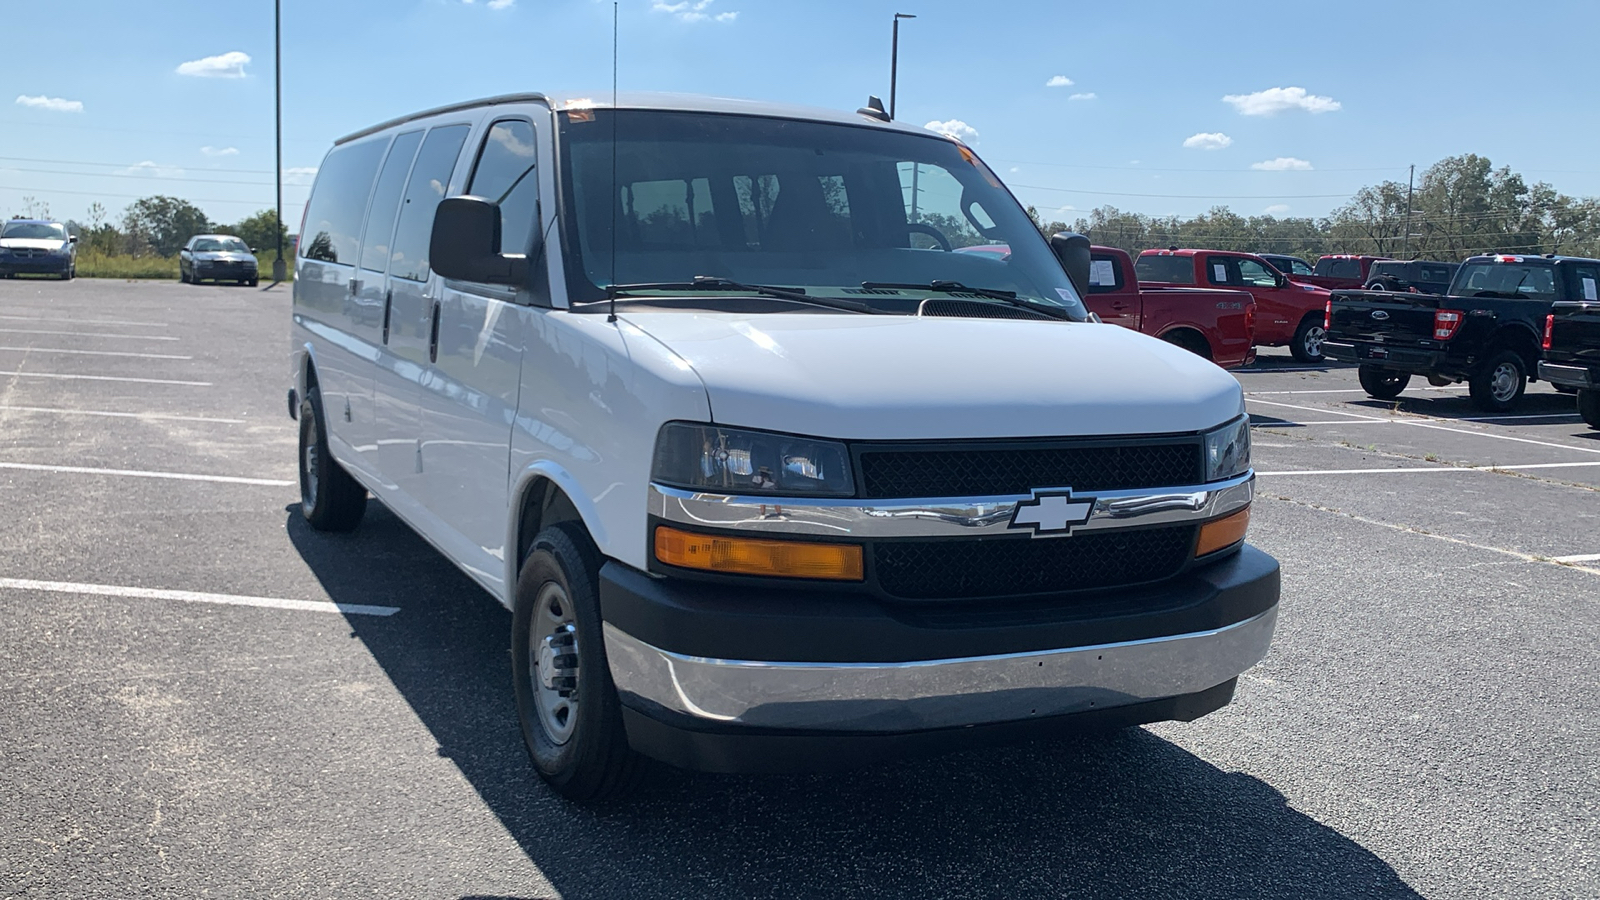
{"left": 1358, "top": 365, "right": 1409, "bottom": 400}
{"left": 297, "top": 387, "right": 367, "bottom": 531}
{"left": 512, "top": 523, "right": 641, "bottom": 802}
{"left": 1578, "top": 389, "right": 1600, "bottom": 430}
{"left": 1290, "top": 317, "right": 1327, "bottom": 363}
{"left": 1468, "top": 350, "right": 1527, "bottom": 413}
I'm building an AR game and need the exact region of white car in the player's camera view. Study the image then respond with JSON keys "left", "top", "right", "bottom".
{"left": 289, "top": 92, "right": 1278, "bottom": 801}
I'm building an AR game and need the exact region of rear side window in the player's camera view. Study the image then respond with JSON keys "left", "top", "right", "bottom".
{"left": 468, "top": 119, "right": 540, "bottom": 255}
{"left": 1087, "top": 253, "right": 1124, "bottom": 293}
{"left": 1315, "top": 257, "right": 1362, "bottom": 279}
{"left": 300, "top": 138, "right": 386, "bottom": 264}
{"left": 1134, "top": 255, "right": 1194, "bottom": 285}
{"left": 389, "top": 124, "right": 471, "bottom": 282}
{"left": 359, "top": 130, "right": 423, "bottom": 273}
{"left": 1417, "top": 265, "right": 1452, "bottom": 283}
{"left": 1570, "top": 265, "right": 1599, "bottom": 301}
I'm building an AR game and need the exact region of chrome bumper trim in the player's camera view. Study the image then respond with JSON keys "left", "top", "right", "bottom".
{"left": 648, "top": 473, "right": 1253, "bottom": 539}
{"left": 603, "top": 605, "right": 1277, "bottom": 732}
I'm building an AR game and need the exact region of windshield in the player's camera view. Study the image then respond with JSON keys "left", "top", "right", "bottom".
{"left": 1450, "top": 263, "right": 1558, "bottom": 300}
{"left": 194, "top": 238, "right": 249, "bottom": 253}
{"left": 2, "top": 222, "right": 66, "bottom": 241}
{"left": 556, "top": 109, "right": 1086, "bottom": 319}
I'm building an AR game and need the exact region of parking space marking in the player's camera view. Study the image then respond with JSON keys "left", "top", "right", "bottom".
{"left": 1261, "top": 461, "right": 1600, "bottom": 476}
{"left": 1245, "top": 387, "right": 1468, "bottom": 395}
{"left": 0, "top": 315, "right": 168, "bottom": 328}
{"left": 1401, "top": 420, "right": 1600, "bottom": 455}
{"left": 0, "top": 462, "right": 292, "bottom": 486}
{"left": 1246, "top": 398, "right": 1384, "bottom": 420}
{"left": 1554, "top": 553, "right": 1600, "bottom": 563}
{"left": 0, "top": 577, "right": 398, "bottom": 617}
{"left": 0, "top": 346, "right": 192, "bottom": 360}
{"left": 0, "top": 406, "right": 245, "bottom": 424}
{"left": 0, "top": 370, "right": 210, "bottom": 386}
{"left": 0, "top": 328, "right": 180, "bottom": 342}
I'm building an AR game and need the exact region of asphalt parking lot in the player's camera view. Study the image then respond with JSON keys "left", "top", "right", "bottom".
{"left": 1, "top": 278, "right": 1596, "bottom": 899}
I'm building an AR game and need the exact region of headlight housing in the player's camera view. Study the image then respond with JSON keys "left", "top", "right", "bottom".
{"left": 1203, "top": 415, "right": 1251, "bottom": 482}
{"left": 653, "top": 422, "right": 854, "bottom": 496}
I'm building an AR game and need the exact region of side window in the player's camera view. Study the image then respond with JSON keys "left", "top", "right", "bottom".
{"left": 1238, "top": 258, "right": 1279, "bottom": 287}
{"left": 1203, "top": 256, "right": 1234, "bottom": 286}
{"left": 389, "top": 124, "right": 471, "bottom": 283}
{"left": 1087, "top": 253, "right": 1123, "bottom": 294}
{"left": 468, "top": 119, "right": 540, "bottom": 255}
{"left": 300, "top": 138, "right": 387, "bottom": 264}
{"left": 1291, "top": 259, "right": 1314, "bottom": 276}
{"left": 359, "top": 130, "right": 423, "bottom": 274}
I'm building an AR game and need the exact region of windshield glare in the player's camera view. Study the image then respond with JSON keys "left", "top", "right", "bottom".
{"left": 2, "top": 222, "right": 66, "bottom": 241}
{"left": 1452, "top": 263, "right": 1557, "bottom": 300}
{"left": 557, "top": 110, "right": 1086, "bottom": 319}
{"left": 195, "top": 238, "right": 249, "bottom": 253}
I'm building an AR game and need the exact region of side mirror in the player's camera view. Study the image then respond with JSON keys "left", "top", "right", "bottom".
{"left": 1274, "top": 272, "right": 1287, "bottom": 288}
{"left": 1049, "top": 232, "right": 1092, "bottom": 299}
{"left": 429, "top": 195, "right": 529, "bottom": 285}
{"left": 68, "top": 235, "right": 78, "bottom": 244}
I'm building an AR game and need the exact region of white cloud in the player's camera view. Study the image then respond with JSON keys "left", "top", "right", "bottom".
{"left": 15, "top": 95, "right": 82, "bottom": 113}
{"left": 200, "top": 146, "right": 239, "bottom": 157}
{"left": 1222, "top": 86, "right": 1340, "bottom": 116}
{"left": 1068, "top": 92, "right": 1096, "bottom": 101}
{"left": 461, "top": 0, "right": 516, "bottom": 8}
{"left": 1263, "top": 204, "right": 1291, "bottom": 215}
{"left": 176, "top": 51, "right": 251, "bottom": 78}
{"left": 1009, "top": 166, "right": 1019, "bottom": 173}
{"left": 652, "top": 0, "right": 736, "bottom": 22}
{"left": 1182, "top": 132, "right": 1232, "bottom": 151}
{"left": 1251, "top": 157, "right": 1313, "bottom": 171}
{"left": 282, "top": 166, "right": 318, "bottom": 186}
{"left": 123, "top": 161, "right": 186, "bottom": 179}
{"left": 924, "top": 118, "right": 978, "bottom": 142}
{"left": 1046, "top": 75, "right": 1074, "bottom": 88}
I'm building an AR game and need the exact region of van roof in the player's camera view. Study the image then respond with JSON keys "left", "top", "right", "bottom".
{"left": 336, "top": 91, "right": 940, "bottom": 145}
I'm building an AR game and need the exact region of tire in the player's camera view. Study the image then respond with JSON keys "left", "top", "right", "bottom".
{"left": 1578, "top": 389, "right": 1600, "bottom": 430}
{"left": 248, "top": 277, "right": 260, "bottom": 287}
{"left": 1161, "top": 330, "right": 1212, "bottom": 361}
{"left": 1365, "top": 281, "right": 1386, "bottom": 291}
{"left": 297, "top": 386, "right": 367, "bottom": 531}
{"left": 512, "top": 522, "right": 641, "bottom": 802}
{"left": 1358, "top": 365, "right": 1410, "bottom": 400}
{"left": 1468, "top": 350, "right": 1527, "bottom": 413}
{"left": 1290, "top": 316, "right": 1327, "bottom": 363}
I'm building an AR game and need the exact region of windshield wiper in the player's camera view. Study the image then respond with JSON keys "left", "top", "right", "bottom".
{"left": 860, "top": 280, "right": 1074, "bottom": 321}
{"left": 604, "top": 276, "right": 882, "bottom": 314}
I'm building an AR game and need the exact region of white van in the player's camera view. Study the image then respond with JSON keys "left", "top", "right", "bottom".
{"left": 289, "top": 92, "right": 1278, "bottom": 801}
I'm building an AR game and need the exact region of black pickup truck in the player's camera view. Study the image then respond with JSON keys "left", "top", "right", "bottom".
{"left": 1539, "top": 292, "right": 1600, "bottom": 429}
{"left": 1324, "top": 253, "right": 1600, "bottom": 412}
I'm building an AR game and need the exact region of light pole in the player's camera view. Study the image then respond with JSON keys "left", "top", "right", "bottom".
{"left": 272, "top": 0, "right": 285, "bottom": 284}
{"left": 889, "top": 12, "right": 915, "bottom": 121}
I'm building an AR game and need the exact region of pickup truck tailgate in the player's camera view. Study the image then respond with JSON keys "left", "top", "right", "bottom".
{"left": 1549, "top": 301, "right": 1600, "bottom": 365}
{"left": 1328, "top": 290, "right": 1443, "bottom": 342}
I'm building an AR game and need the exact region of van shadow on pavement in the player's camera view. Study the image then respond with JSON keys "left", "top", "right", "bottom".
{"left": 287, "top": 504, "right": 1422, "bottom": 900}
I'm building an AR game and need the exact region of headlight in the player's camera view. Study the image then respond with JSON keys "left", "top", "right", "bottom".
{"left": 653, "top": 422, "right": 854, "bottom": 496}
{"left": 1203, "top": 415, "right": 1251, "bottom": 482}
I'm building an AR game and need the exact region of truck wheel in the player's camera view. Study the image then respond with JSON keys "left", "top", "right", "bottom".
{"left": 1291, "top": 317, "right": 1327, "bottom": 363}
{"left": 1358, "top": 365, "right": 1409, "bottom": 400}
{"left": 297, "top": 387, "right": 368, "bottom": 531}
{"left": 1468, "top": 350, "right": 1527, "bottom": 413}
{"left": 512, "top": 523, "right": 641, "bottom": 802}
{"left": 1578, "top": 389, "right": 1600, "bottom": 430}
{"left": 1365, "top": 281, "right": 1386, "bottom": 291}
{"left": 1161, "top": 330, "right": 1212, "bottom": 361}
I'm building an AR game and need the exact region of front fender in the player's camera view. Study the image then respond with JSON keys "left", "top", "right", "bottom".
{"left": 503, "top": 459, "right": 612, "bottom": 603}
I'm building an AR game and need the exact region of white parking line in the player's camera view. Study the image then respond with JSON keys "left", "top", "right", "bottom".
{"left": 1456, "top": 412, "right": 1583, "bottom": 422}
{"left": 1245, "top": 387, "right": 1468, "bottom": 395}
{"left": 1553, "top": 554, "right": 1600, "bottom": 564}
{"left": 1248, "top": 397, "right": 1600, "bottom": 455}
{"left": 1402, "top": 421, "right": 1600, "bottom": 455}
{"left": 0, "top": 346, "right": 192, "bottom": 360}
{"left": 0, "top": 406, "right": 244, "bottom": 424}
{"left": 0, "top": 462, "right": 292, "bottom": 486}
{"left": 0, "top": 370, "right": 210, "bottom": 386}
{"left": 1246, "top": 398, "right": 1384, "bottom": 420}
{"left": 0, "top": 315, "right": 168, "bottom": 328}
{"left": 0, "top": 577, "right": 397, "bottom": 617}
{"left": 0, "top": 328, "right": 179, "bottom": 342}
{"left": 1260, "top": 461, "right": 1600, "bottom": 476}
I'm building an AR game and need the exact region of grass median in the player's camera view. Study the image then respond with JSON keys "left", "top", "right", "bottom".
{"left": 74, "top": 252, "right": 294, "bottom": 282}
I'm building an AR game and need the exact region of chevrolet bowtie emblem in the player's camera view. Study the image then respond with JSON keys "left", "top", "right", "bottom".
{"left": 1009, "top": 490, "right": 1095, "bottom": 535}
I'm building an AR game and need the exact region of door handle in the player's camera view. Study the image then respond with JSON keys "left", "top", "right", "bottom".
{"left": 428, "top": 300, "right": 442, "bottom": 364}
{"left": 381, "top": 289, "right": 393, "bottom": 344}
{"left": 348, "top": 277, "right": 359, "bottom": 295}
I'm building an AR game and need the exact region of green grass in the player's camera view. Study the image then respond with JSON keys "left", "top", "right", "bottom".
{"left": 75, "top": 251, "right": 294, "bottom": 282}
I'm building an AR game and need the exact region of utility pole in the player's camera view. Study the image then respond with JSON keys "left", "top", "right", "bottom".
{"left": 889, "top": 13, "right": 915, "bottom": 120}
{"left": 272, "top": 0, "right": 286, "bottom": 284}
{"left": 1401, "top": 164, "right": 1414, "bottom": 258}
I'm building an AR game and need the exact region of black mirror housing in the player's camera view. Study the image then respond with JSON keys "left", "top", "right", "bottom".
{"left": 429, "top": 195, "right": 529, "bottom": 286}
{"left": 1049, "top": 232, "right": 1092, "bottom": 299}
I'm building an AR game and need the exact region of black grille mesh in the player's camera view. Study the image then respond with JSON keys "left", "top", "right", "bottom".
{"left": 858, "top": 441, "right": 1200, "bottom": 498}
{"left": 874, "top": 525, "right": 1196, "bottom": 600}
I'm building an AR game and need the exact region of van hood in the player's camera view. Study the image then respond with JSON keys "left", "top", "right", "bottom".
{"left": 619, "top": 312, "right": 1244, "bottom": 440}
{"left": 0, "top": 238, "right": 68, "bottom": 251}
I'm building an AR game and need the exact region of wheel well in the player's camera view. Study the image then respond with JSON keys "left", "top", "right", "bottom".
{"left": 1160, "top": 328, "right": 1212, "bottom": 360}
{"left": 1488, "top": 326, "right": 1540, "bottom": 373}
{"left": 516, "top": 478, "right": 586, "bottom": 568}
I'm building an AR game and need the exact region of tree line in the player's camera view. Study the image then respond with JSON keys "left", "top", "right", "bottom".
{"left": 9, "top": 195, "right": 288, "bottom": 259}
{"left": 1030, "top": 154, "right": 1600, "bottom": 262}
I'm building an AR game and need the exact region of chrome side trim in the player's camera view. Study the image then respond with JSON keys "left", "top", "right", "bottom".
{"left": 603, "top": 606, "right": 1277, "bottom": 732}
{"left": 648, "top": 473, "right": 1253, "bottom": 539}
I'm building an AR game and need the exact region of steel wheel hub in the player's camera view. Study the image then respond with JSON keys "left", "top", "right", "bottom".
{"left": 302, "top": 417, "right": 320, "bottom": 502}
{"left": 529, "top": 582, "right": 580, "bottom": 744}
{"left": 1492, "top": 363, "right": 1517, "bottom": 401}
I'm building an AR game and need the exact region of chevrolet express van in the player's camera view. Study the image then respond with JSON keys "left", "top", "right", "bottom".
{"left": 289, "top": 92, "right": 1279, "bottom": 801}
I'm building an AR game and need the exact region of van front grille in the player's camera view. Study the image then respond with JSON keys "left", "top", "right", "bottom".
{"left": 857, "top": 440, "right": 1202, "bottom": 499}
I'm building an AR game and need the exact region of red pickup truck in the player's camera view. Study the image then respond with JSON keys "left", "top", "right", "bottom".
{"left": 1300, "top": 255, "right": 1392, "bottom": 291}
{"left": 1135, "top": 248, "right": 1333, "bottom": 362}
{"left": 1085, "top": 246, "right": 1255, "bottom": 369}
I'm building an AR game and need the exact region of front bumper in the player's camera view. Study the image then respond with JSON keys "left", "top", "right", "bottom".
{"left": 0, "top": 255, "right": 71, "bottom": 274}
{"left": 1539, "top": 361, "right": 1597, "bottom": 389}
{"left": 599, "top": 544, "right": 1279, "bottom": 772}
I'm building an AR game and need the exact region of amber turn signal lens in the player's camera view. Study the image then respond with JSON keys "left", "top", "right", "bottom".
{"left": 654, "top": 526, "right": 864, "bottom": 581}
{"left": 1196, "top": 507, "right": 1250, "bottom": 557}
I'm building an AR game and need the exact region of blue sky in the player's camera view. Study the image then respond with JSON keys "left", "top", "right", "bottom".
{"left": 4, "top": 0, "right": 1599, "bottom": 232}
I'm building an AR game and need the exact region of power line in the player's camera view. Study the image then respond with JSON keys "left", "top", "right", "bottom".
{"left": 0, "top": 184, "right": 301, "bottom": 207}
{"left": 0, "top": 154, "right": 289, "bottom": 176}
{"left": 0, "top": 117, "right": 326, "bottom": 144}
{"left": 0, "top": 166, "right": 308, "bottom": 188}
